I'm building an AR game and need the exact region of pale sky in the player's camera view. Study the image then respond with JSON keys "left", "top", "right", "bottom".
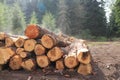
{"left": 104, "top": 0, "right": 116, "bottom": 22}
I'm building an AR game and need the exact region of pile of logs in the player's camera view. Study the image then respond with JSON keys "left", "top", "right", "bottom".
{"left": 0, "top": 24, "right": 92, "bottom": 75}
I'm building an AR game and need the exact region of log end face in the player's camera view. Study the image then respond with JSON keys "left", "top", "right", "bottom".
{"left": 47, "top": 47, "right": 63, "bottom": 61}
{"left": 25, "top": 24, "right": 41, "bottom": 39}
{"left": 64, "top": 56, "right": 78, "bottom": 69}
{"left": 41, "top": 34, "right": 56, "bottom": 49}
{"left": 36, "top": 55, "right": 49, "bottom": 68}
{"left": 34, "top": 44, "right": 45, "bottom": 56}
{"left": 77, "top": 64, "right": 92, "bottom": 75}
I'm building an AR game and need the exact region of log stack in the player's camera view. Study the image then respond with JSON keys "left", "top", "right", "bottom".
{"left": 0, "top": 24, "right": 93, "bottom": 75}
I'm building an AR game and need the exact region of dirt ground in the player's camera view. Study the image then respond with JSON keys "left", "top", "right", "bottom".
{"left": 0, "top": 42, "right": 120, "bottom": 80}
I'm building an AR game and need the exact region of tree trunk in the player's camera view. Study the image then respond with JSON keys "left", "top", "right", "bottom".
{"left": 15, "top": 37, "right": 25, "bottom": 48}
{"left": 0, "top": 47, "right": 15, "bottom": 65}
{"left": 77, "top": 63, "right": 92, "bottom": 75}
{"left": 24, "top": 39, "right": 37, "bottom": 52}
{"left": 21, "top": 59, "right": 36, "bottom": 71}
{"left": 36, "top": 55, "right": 50, "bottom": 68}
{"left": 9, "top": 55, "right": 22, "bottom": 70}
{"left": 56, "top": 59, "right": 64, "bottom": 70}
{"left": 34, "top": 44, "right": 45, "bottom": 56}
{"left": 47, "top": 47, "right": 64, "bottom": 62}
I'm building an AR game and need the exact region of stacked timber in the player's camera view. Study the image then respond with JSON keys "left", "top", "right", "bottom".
{"left": 0, "top": 24, "right": 92, "bottom": 75}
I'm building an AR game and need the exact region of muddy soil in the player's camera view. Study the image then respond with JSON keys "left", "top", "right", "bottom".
{"left": 0, "top": 42, "right": 120, "bottom": 80}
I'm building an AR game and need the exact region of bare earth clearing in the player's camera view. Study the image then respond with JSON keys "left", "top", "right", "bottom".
{"left": 0, "top": 42, "right": 120, "bottom": 80}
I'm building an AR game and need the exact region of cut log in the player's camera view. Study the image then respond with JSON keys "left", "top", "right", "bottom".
{"left": 56, "top": 59, "right": 64, "bottom": 70}
{"left": 5, "top": 37, "right": 14, "bottom": 47}
{"left": 0, "top": 32, "right": 8, "bottom": 40}
{"left": 9, "top": 55, "right": 22, "bottom": 70}
{"left": 77, "top": 51, "right": 91, "bottom": 64}
{"left": 15, "top": 37, "right": 25, "bottom": 48}
{"left": 77, "top": 63, "right": 92, "bottom": 75}
{"left": 34, "top": 44, "right": 45, "bottom": 56}
{"left": 25, "top": 24, "right": 44, "bottom": 39}
{"left": 0, "top": 47, "right": 15, "bottom": 65}
{"left": 19, "top": 51, "right": 31, "bottom": 58}
{"left": 16, "top": 48, "right": 25, "bottom": 54}
{"left": 47, "top": 47, "right": 64, "bottom": 61}
{"left": 41, "top": 34, "right": 57, "bottom": 49}
{"left": 64, "top": 49, "right": 79, "bottom": 69}
{"left": 21, "top": 59, "right": 36, "bottom": 71}
{"left": 36, "top": 55, "right": 49, "bottom": 68}
{"left": 24, "top": 39, "right": 37, "bottom": 52}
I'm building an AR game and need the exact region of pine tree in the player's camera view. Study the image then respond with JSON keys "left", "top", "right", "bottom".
{"left": 56, "top": 0, "right": 70, "bottom": 34}
{"left": 30, "top": 11, "right": 38, "bottom": 24}
{"left": 12, "top": 3, "right": 26, "bottom": 34}
{"left": 114, "top": 0, "right": 120, "bottom": 34}
{"left": 42, "top": 12, "right": 56, "bottom": 32}
{"left": 84, "top": 0, "right": 107, "bottom": 36}
{"left": 0, "top": 2, "right": 13, "bottom": 32}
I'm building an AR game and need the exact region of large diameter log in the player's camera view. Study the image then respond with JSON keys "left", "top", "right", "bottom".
{"left": 15, "top": 37, "right": 25, "bottom": 48}
{"left": 41, "top": 34, "right": 57, "bottom": 49}
{"left": 34, "top": 44, "right": 45, "bottom": 56}
{"left": 77, "top": 63, "right": 92, "bottom": 75}
{"left": 47, "top": 47, "right": 64, "bottom": 61}
{"left": 0, "top": 47, "right": 15, "bottom": 65}
{"left": 77, "top": 51, "right": 91, "bottom": 64}
{"left": 64, "top": 50, "right": 79, "bottom": 69}
{"left": 25, "top": 24, "right": 44, "bottom": 39}
{"left": 24, "top": 39, "right": 37, "bottom": 52}
{"left": 36, "top": 55, "right": 49, "bottom": 68}
{"left": 9, "top": 55, "right": 22, "bottom": 70}
{"left": 21, "top": 59, "right": 36, "bottom": 71}
{"left": 56, "top": 59, "right": 64, "bottom": 70}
